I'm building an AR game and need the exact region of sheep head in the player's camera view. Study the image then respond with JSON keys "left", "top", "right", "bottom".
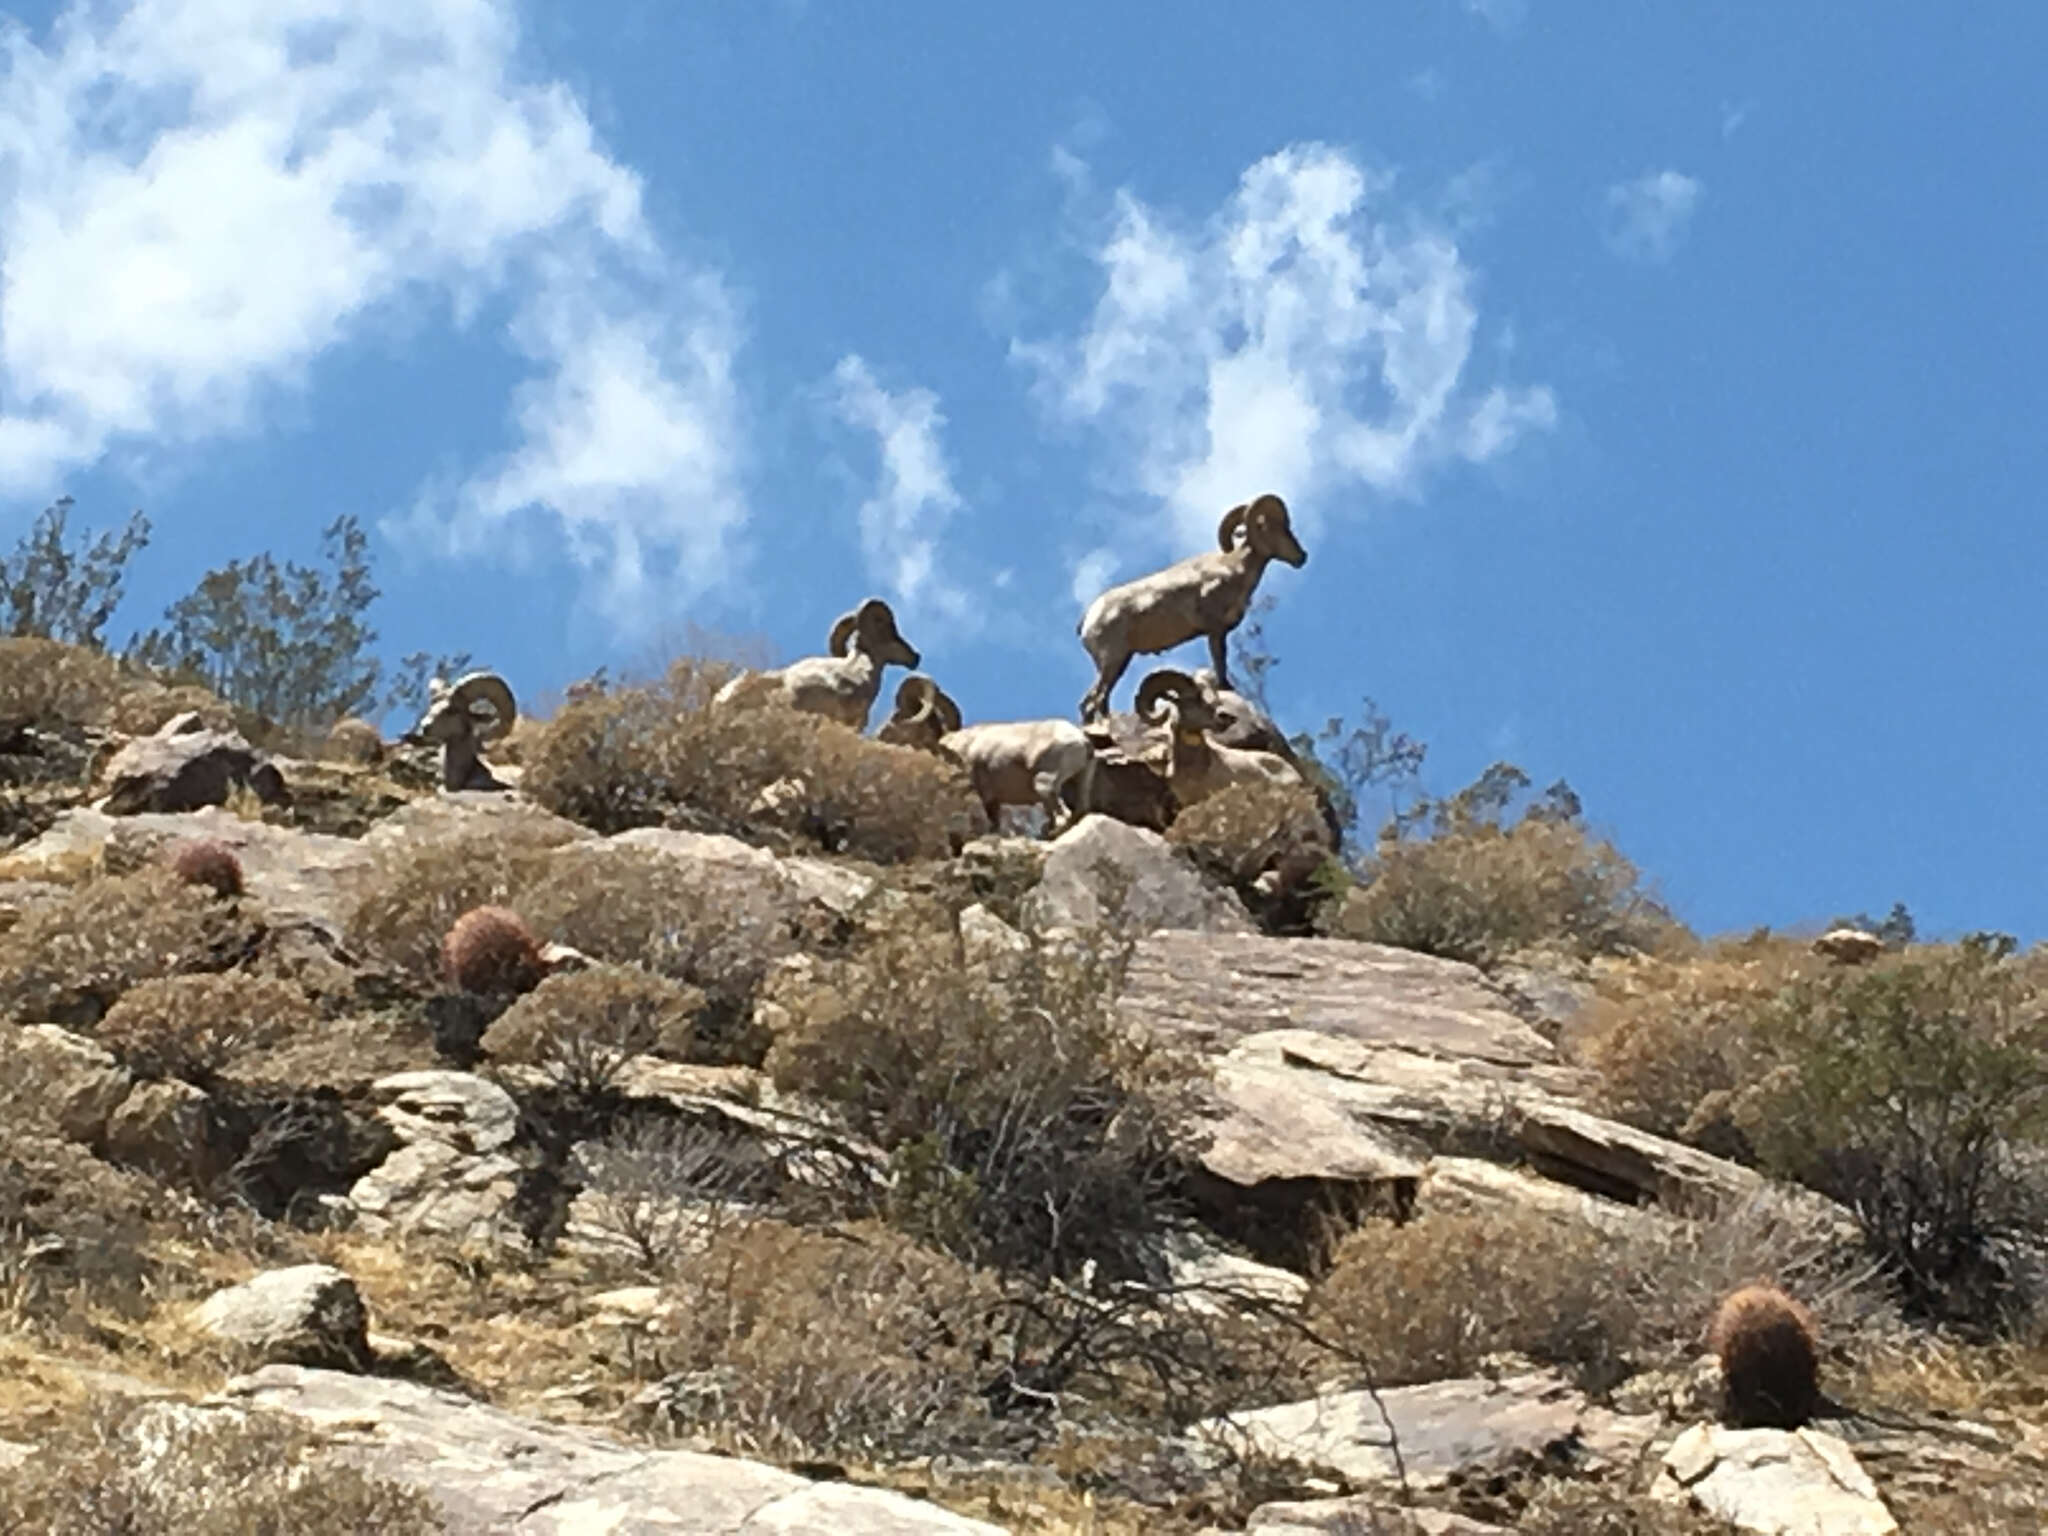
{"left": 1135, "top": 668, "right": 1220, "bottom": 737}
{"left": 1218, "top": 493, "right": 1307, "bottom": 569}
{"left": 827, "top": 597, "right": 921, "bottom": 669}
{"left": 408, "top": 671, "right": 517, "bottom": 746}
{"left": 878, "top": 673, "right": 963, "bottom": 747}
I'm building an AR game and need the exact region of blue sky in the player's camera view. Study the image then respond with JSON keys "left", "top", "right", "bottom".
{"left": 4, "top": 1, "right": 2047, "bottom": 944}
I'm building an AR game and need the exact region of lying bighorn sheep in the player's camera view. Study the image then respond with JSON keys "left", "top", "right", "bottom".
{"left": 880, "top": 675, "right": 1101, "bottom": 835}
{"left": 712, "top": 597, "right": 921, "bottom": 732}
{"left": 1077, "top": 494, "right": 1307, "bottom": 721}
{"left": 404, "top": 671, "right": 517, "bottom": 792}
{"left": 1134, "top": 667, "right": 1304, "bottom": 810}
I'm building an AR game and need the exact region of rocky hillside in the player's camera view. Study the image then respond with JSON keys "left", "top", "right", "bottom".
{"left": 2, "top": 645, "right": 2045, "bottom": 1534}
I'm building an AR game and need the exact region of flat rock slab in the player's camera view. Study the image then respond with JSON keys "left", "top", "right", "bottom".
{"left": 1654, "top": 1424, "right": 1899, "bottom": 1535}
{"left": 609, "top": 827, "right": 878, "bottom": 918}
{"left": 1197, "top": 1027, "right": 1764, "bottom": 1215}
{"left": 0, "top": 807, "right": 372, "bottom": 928}
{"left": 1120, "top": 933, "right": 1556, "bottom": 1064}
{"left": 218, "top": 1366, "right": 1003, "bottom": 1533}
{"left": 1192, "top": 1371, "right": 1658, "bottom": 1494}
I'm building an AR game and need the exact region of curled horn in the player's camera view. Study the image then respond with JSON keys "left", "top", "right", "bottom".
{"left": 890, "top": 673, "right": 938, "bottom": 725}
{"left": 1135, "top": 667, "right": 1206, "bottom": 727}
{"left": 1248, "top": 492, "right": 1288, "bottom": 532}
{"left": 828, "top": 607, "right": 862, "bottom": 657}
{"left": 447, "top": 672, "right": 517, "bottom": 740}
{"left": 931, "top": 684, "right": 963, "bottom": 735}
{"left": 1217, "top": 502, "right": 1251, "bottom": 552}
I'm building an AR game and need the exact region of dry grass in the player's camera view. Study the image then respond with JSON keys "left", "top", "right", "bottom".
{"left": 0, "top": 868, "right": 257, "bottom": 1027}
{"left": 519, "top": 658, "right": 984, "bottom": 862}
{"left": 0, "top": 1400, "right": 443, "bottom": 1534}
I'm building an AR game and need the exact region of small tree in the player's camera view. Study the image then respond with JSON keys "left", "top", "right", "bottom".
{"left": 0, "top": 498, "right": 152, "bottom": 647}
{"left": 131, "top": 515, "right": 383, "bottom": 730}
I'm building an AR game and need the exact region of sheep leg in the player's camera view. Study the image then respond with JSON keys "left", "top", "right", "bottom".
{"left": 1080, "top": 651, "right": 1132, "bottom": 722}
{"left": 1206, "top": 628, "right": 1234, "bottom": 693}
{"left": 1034, "top": 770, "right": 1069, "bottom": 836}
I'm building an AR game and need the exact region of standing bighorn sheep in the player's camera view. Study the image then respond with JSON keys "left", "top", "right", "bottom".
{"left": 1077, "top": 494, "right": 1306, "bottom": 721}
{"left": 712, "top": 597, "right": 920, "bottom": 733}
{"left": 879, "top": 675, "right": 1102, "bottom": 835}
{"left": 404, "top": 671, "right": 518, "bottom": 792}
{"left": 1133, "top": 667, "right": 1304, "bottom": 809}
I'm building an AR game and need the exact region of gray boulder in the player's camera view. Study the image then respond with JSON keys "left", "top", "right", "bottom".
{"left": 1021, "top": 815, "right": 1252, "bottom": 936}
{"left": 192, "top": 1264, "right": 372, "bottom": 1372}
{"left": 98, "top": 712, "right": 287, "bottom": 815}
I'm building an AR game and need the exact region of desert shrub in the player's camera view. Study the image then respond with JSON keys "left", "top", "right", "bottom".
{"left": 520, "top": 659, "right": 982, "bottom": 862}
{"left": 0, "top": 636, "right": 126, "bottom": 732}
{"left": 1329, "top": 763, "right": 1675, "bottom": 968}
{"left": 643, "top": 1218, "right": 1006, "bottom": 1461}
{"left": 439, "top": 905, "right": 548, "bottom": 996}
{"left": 569, "top": 1117, "right": 779, "bottom": 1271}
{"left": 1310, "top": 1185, "right": 1893, "bottom": 1394}
{"left": 1728, "top": 936, "right": 2048, "bottom": 1325}
{"left": 482, "top": 966, "right": 705, "bottom": 1094}
{"left": 323, "top": 716, "right": 384, "bottom": 764}
{"left": 765, "top": 915, "right": 1201, "bottom": 1278}
{"left": 1310, "top": 1205, "right": 1644, "bottom": 1386}
{"left": 515, "top": 843, "right": 807, "bottom": 1037}
{"left": 1581, "top": 943, "right": 1810, "bottom": 1153}
{"left": 343, "top": 820, "right": 577, "bottom": 981}
{"left": 0, "top": 1131, "right": 161, "bottom": 1328}
{"left": 0, "top": 1402, "right": 442, "bottom": 1535}
{"left": 1167, "top": 780, "right": 1335, "bottom": 896}
{"left": 0, "top": 868, "right": 254, "bottom": 1026}
{"left": 168, "top": 838, "right": 245, "bottom": 899}
{"left": 102, "top": 679, "right": 239, "bottom": 737}
{"left": 95, "top": 973, "right": 317, "bottom": 1085}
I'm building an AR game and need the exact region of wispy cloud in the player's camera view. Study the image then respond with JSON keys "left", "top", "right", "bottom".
{"left": 0, "top": 0, "right": 746, "bottom": 624}
{"left": 1012, "top": 142, "right": 1556, "bottom": 557}
{"left": 826, "top": 355, "right": 972, "bottom": 628}
{"left": 1457, "top": 0, "right": 1528, "bottom": 38}
{"left": 1603, "top": 169, "right": 1704, "bottom": 263}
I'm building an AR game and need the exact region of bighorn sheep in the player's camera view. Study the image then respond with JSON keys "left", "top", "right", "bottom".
{"left": 879, "top": 675, "right": 1101, "bottom": 836}
{"left": 1077, "top": 494, "right": 1306, "bottom": 721}
{"left": 712, "top": 597, "right": 920, "bottom": 732}
{"left": 405, "top": 671, "right": 517, "bottom": 792}
{"left": 1134, "top": 667, "right": 1304, "bottom": 810}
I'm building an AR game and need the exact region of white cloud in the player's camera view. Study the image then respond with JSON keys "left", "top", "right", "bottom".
{"left": 1069, "top": 547, "right": 1118, "bottom": 609}
{"left": 825, "top": 354, "right": 971, "bottom": 626}
{"left": 1603, "top": 169, "right": 1704, "bottom": 263}
{"left": 1013, "top": 142, "right": 1556, "bottom": 555}
{"left": 1458, "top": 0, "right": 1528, "bottom": 37}
{"left": 0, "top": 0, "right": 745, "bottom": 622}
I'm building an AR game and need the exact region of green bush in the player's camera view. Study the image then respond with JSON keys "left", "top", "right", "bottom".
{"left": 1329, "top": 763, "right": 1676, "bottom": 967}
{"left": 764, "top": 912, "right": 1202, "bottom": 1278}
{"left": 1729, "top": 935, "right": 2048, "bottom": 1325}
{"left": 519, "top": 659, "right": 984, "bottom": 863}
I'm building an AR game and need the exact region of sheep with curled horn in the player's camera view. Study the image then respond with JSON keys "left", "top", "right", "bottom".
{"left": 879, "top": 674, "right": 1104, "bottom": 837}
{"left": 711, "top": 597, "right": 920, "bottom": 733}
{"left": 404, "top": 671, "right": 518, "bottom": 792}
{"left": 1076, "top": 493, "right": 1306, "bottom": 722}
{"left": 1134, "top": 666, "right": 1305, "bottom": 810}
